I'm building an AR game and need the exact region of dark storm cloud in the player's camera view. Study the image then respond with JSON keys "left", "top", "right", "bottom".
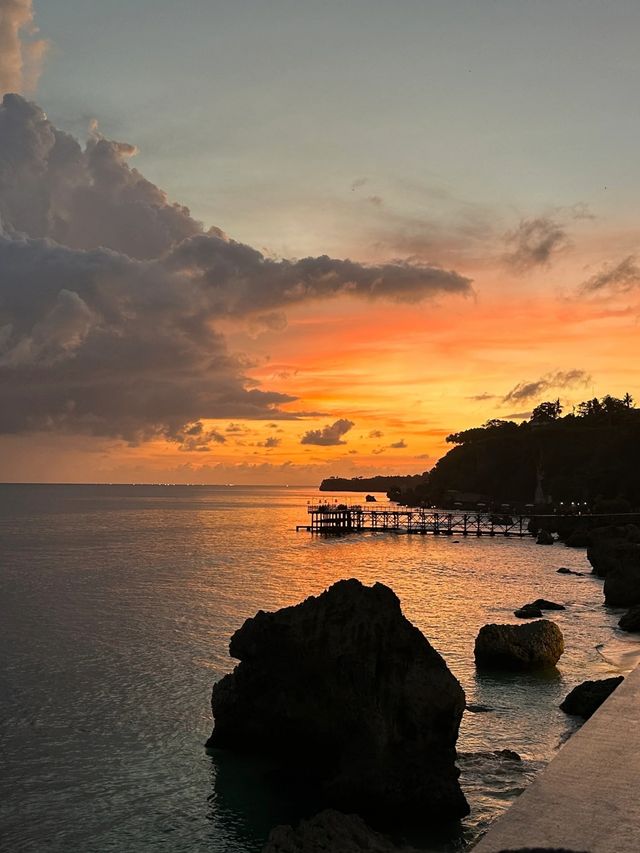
{"left": 503, "top": 217, "right": 569, "bottom": 272}
{"left": 0, "top": 95, "right": 473, "bottom": 445}
{"left": 300, "top": 419, "right": 354, "bottom": 446}
{"left": 166, "top": 236, "right": 473, "bottom": 315}
{"left": 581, "top": 256, "right": 640, "bottom": 294}
{"left": 503, "top": 369, "right": 591, "bottom": 403}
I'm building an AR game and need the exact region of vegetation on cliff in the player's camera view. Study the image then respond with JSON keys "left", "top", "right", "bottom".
{"left": 319, "top": 474, "right": 427, "bottom": 493}
{"left": 390, "top": 394, "right": 640, "bottom": 508}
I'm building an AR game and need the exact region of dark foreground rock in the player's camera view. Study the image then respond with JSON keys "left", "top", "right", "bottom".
{"left": 465, "top": 702, "right": 494, "bottom": 713}
{"left": 207, "top": 578, "right": 469, "bottom": 823}
{"left": 263, "top": 810, "right": 417, "bottom": 853}
{"left": 619, "top": 604, "right": 640, "bottom": 632}
{"left": 557, "top": 567, "right": 583, "bottom": 576}
{"left": 560, "top": 676, "right": 624, "bottom": 719}
{"left": 474, "top": 620, "right": 564, "bottom": 670}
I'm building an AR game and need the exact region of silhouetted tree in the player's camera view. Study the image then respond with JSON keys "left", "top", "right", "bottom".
{"left": 531, "top": 399, "right": 562, "bottom": 423}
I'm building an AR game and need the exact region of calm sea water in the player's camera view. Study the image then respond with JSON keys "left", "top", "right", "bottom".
{"left": 1, "top": 484, "right": 639, "bottom": 852}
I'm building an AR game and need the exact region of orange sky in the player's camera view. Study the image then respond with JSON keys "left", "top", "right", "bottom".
{"left": 3, "top": 229, "right": 638, "bottom": 485}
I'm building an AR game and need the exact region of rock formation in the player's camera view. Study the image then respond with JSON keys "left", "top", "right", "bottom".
{"left": 536, "top": 529, "right": 554, "bottom": 545}
{"left": 587, "top": 524, "right": 640, "bottom": 577}
{"left": 603, "top": 548, "right": 640, "bottom": 607}
{"left": 263, "top": 810, "right": 417, "bottom": 853}
{"left": 207, "top": 579, "right": 469, "bottom": 823}
{"left": 619, "top": 604, "right": 640, "bottom": 632}
{"left": 560, "top": 676, "right": 624, "bottom": 719}
{"left": 474, "top": 620, "right": 564, "bottom": 670}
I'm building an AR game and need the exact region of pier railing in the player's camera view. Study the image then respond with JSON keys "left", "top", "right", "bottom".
{"left": 297, "top": 504, "right": 531, "bottom": 536}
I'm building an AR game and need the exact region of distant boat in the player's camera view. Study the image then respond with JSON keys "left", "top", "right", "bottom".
{"left": 365, "top": 494, "right": 377, "bottom": 502}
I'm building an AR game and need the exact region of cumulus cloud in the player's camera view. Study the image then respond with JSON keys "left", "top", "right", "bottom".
{"left": 368, "top": 429, "right": 384, "bottom": 438}
{"left": 581, "top": 256, "right": 640, "bottom": 294}
{"left": 0, "top": 0, "right": 48, "bottom": 96}
{"left": 0, "top": 95, "right": 472, "bottom": 446}
{"left": 504, "top": 217, "right": 569, "bottom": 272}
{"left": 300, "top": 419, "right": 354, "bottom": 446}
{"left": 503, "top": 369, "right": 591, "bottom": 403}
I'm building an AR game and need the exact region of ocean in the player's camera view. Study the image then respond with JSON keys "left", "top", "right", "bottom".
{"left": 1, "top": 483, "right": 638, "bottom": 852}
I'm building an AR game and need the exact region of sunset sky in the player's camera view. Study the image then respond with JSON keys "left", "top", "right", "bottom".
{"left": 1, "top": 0, "right": 639, "bottom": 484}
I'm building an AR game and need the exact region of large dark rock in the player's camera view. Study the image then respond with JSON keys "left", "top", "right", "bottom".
{"left": 587, "top": 524, "right": 640, "bottom": 577}
{"left": 474, "top": 620, "right": 564, "bottom": 670}
{"left": 603, "top": 548, "right": 640, "bottom": 606}
{"left": 564, "top": 529, "right": 590, "bottom": 548}
{"left": 560, "top": 676, "right": 624, "bottom": 719}
{"left": 263, "top": 810, "right": 415, "bottom": 853}
{"left": 536, "top": 529, "right": 554, "bottom": 545}
{"left": 619, "top": 604, "right": 640, "bottom": 632}
{"left": 207, "top": 579, "right": 469, "bottom": 823}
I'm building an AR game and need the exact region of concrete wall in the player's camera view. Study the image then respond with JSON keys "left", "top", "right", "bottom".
{"left": 473, "top": 665, "right": 640, "bottom": 853}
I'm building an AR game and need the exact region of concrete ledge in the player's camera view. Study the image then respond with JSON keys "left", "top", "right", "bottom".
{"left": 473, "top": 665, "right": 640, "bottom": 853}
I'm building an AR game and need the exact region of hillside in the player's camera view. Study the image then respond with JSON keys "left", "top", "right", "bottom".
{"left": 390, "top": 395, "right": 640, "bottom": 508}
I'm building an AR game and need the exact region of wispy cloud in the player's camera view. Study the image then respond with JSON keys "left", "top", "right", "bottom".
{"left": 503, "top": 216, "right": 569, "bottom": 272}
{"left": 503, "top": 369, "right": 591, "bottom": 403}
{"left": 581, "top": 256, "right": 640, "bottom": 294}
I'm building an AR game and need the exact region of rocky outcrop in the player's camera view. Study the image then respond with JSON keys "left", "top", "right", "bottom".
{"left": 619, "top": 604, "right": 640, "bottom": 632}
{"left": 604, "top": 565, "right": 640, "bottom": 606}
{"left": 603, "top": 549, "right": 640, "bottom": 606}
{"left": 536, "top": 529, "right": 554, "bottom": 545}
{"left": 474, "top": 620, "right": 564, "bottom": 670}
{"left": 560, "top": 676, "right": 624, "bottom": 719}
{"left": 263, "top": 810, "right": 416, "bottom": 853}
{"left": 207, "top": 579, "right": 469, "bottom": 823}
{"left": 587, "top": 524, "right": 640, "bottom": 577}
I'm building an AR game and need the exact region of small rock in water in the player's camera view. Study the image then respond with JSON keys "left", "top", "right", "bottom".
{"left": 474, "top": 620, "right": 564, "bottom": 670}
{"left": 556, "top": 567, "right": 583, "bottom": 576}
{"left": 530, "top": 598, "right": 566, "bottom": 611}
{"left": 465, "top": 703, "right": 494, "bottom": 713}
{"left": 560, "top": 676, "right": 624, "bottom": 719}
{"left": 619, "top": 604, "right": 640, "bottom": 632}
{"left": 514, "top": 605, "right": 543, "bottom": 619}
{"left": 536, "top": 529, "right": 555, "bottom": 545}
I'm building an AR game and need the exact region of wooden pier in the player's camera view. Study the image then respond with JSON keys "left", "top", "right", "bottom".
{"left": 297, "top": 503, "right": 531, "bottom": 536}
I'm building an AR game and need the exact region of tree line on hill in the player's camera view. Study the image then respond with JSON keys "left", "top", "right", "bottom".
{"left": 320, "top": 394, "right": 640, "bottom": 510}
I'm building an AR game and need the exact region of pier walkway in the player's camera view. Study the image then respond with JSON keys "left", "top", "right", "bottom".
{"left": 296, "top": 504, "right": 532, "bottom": 536}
